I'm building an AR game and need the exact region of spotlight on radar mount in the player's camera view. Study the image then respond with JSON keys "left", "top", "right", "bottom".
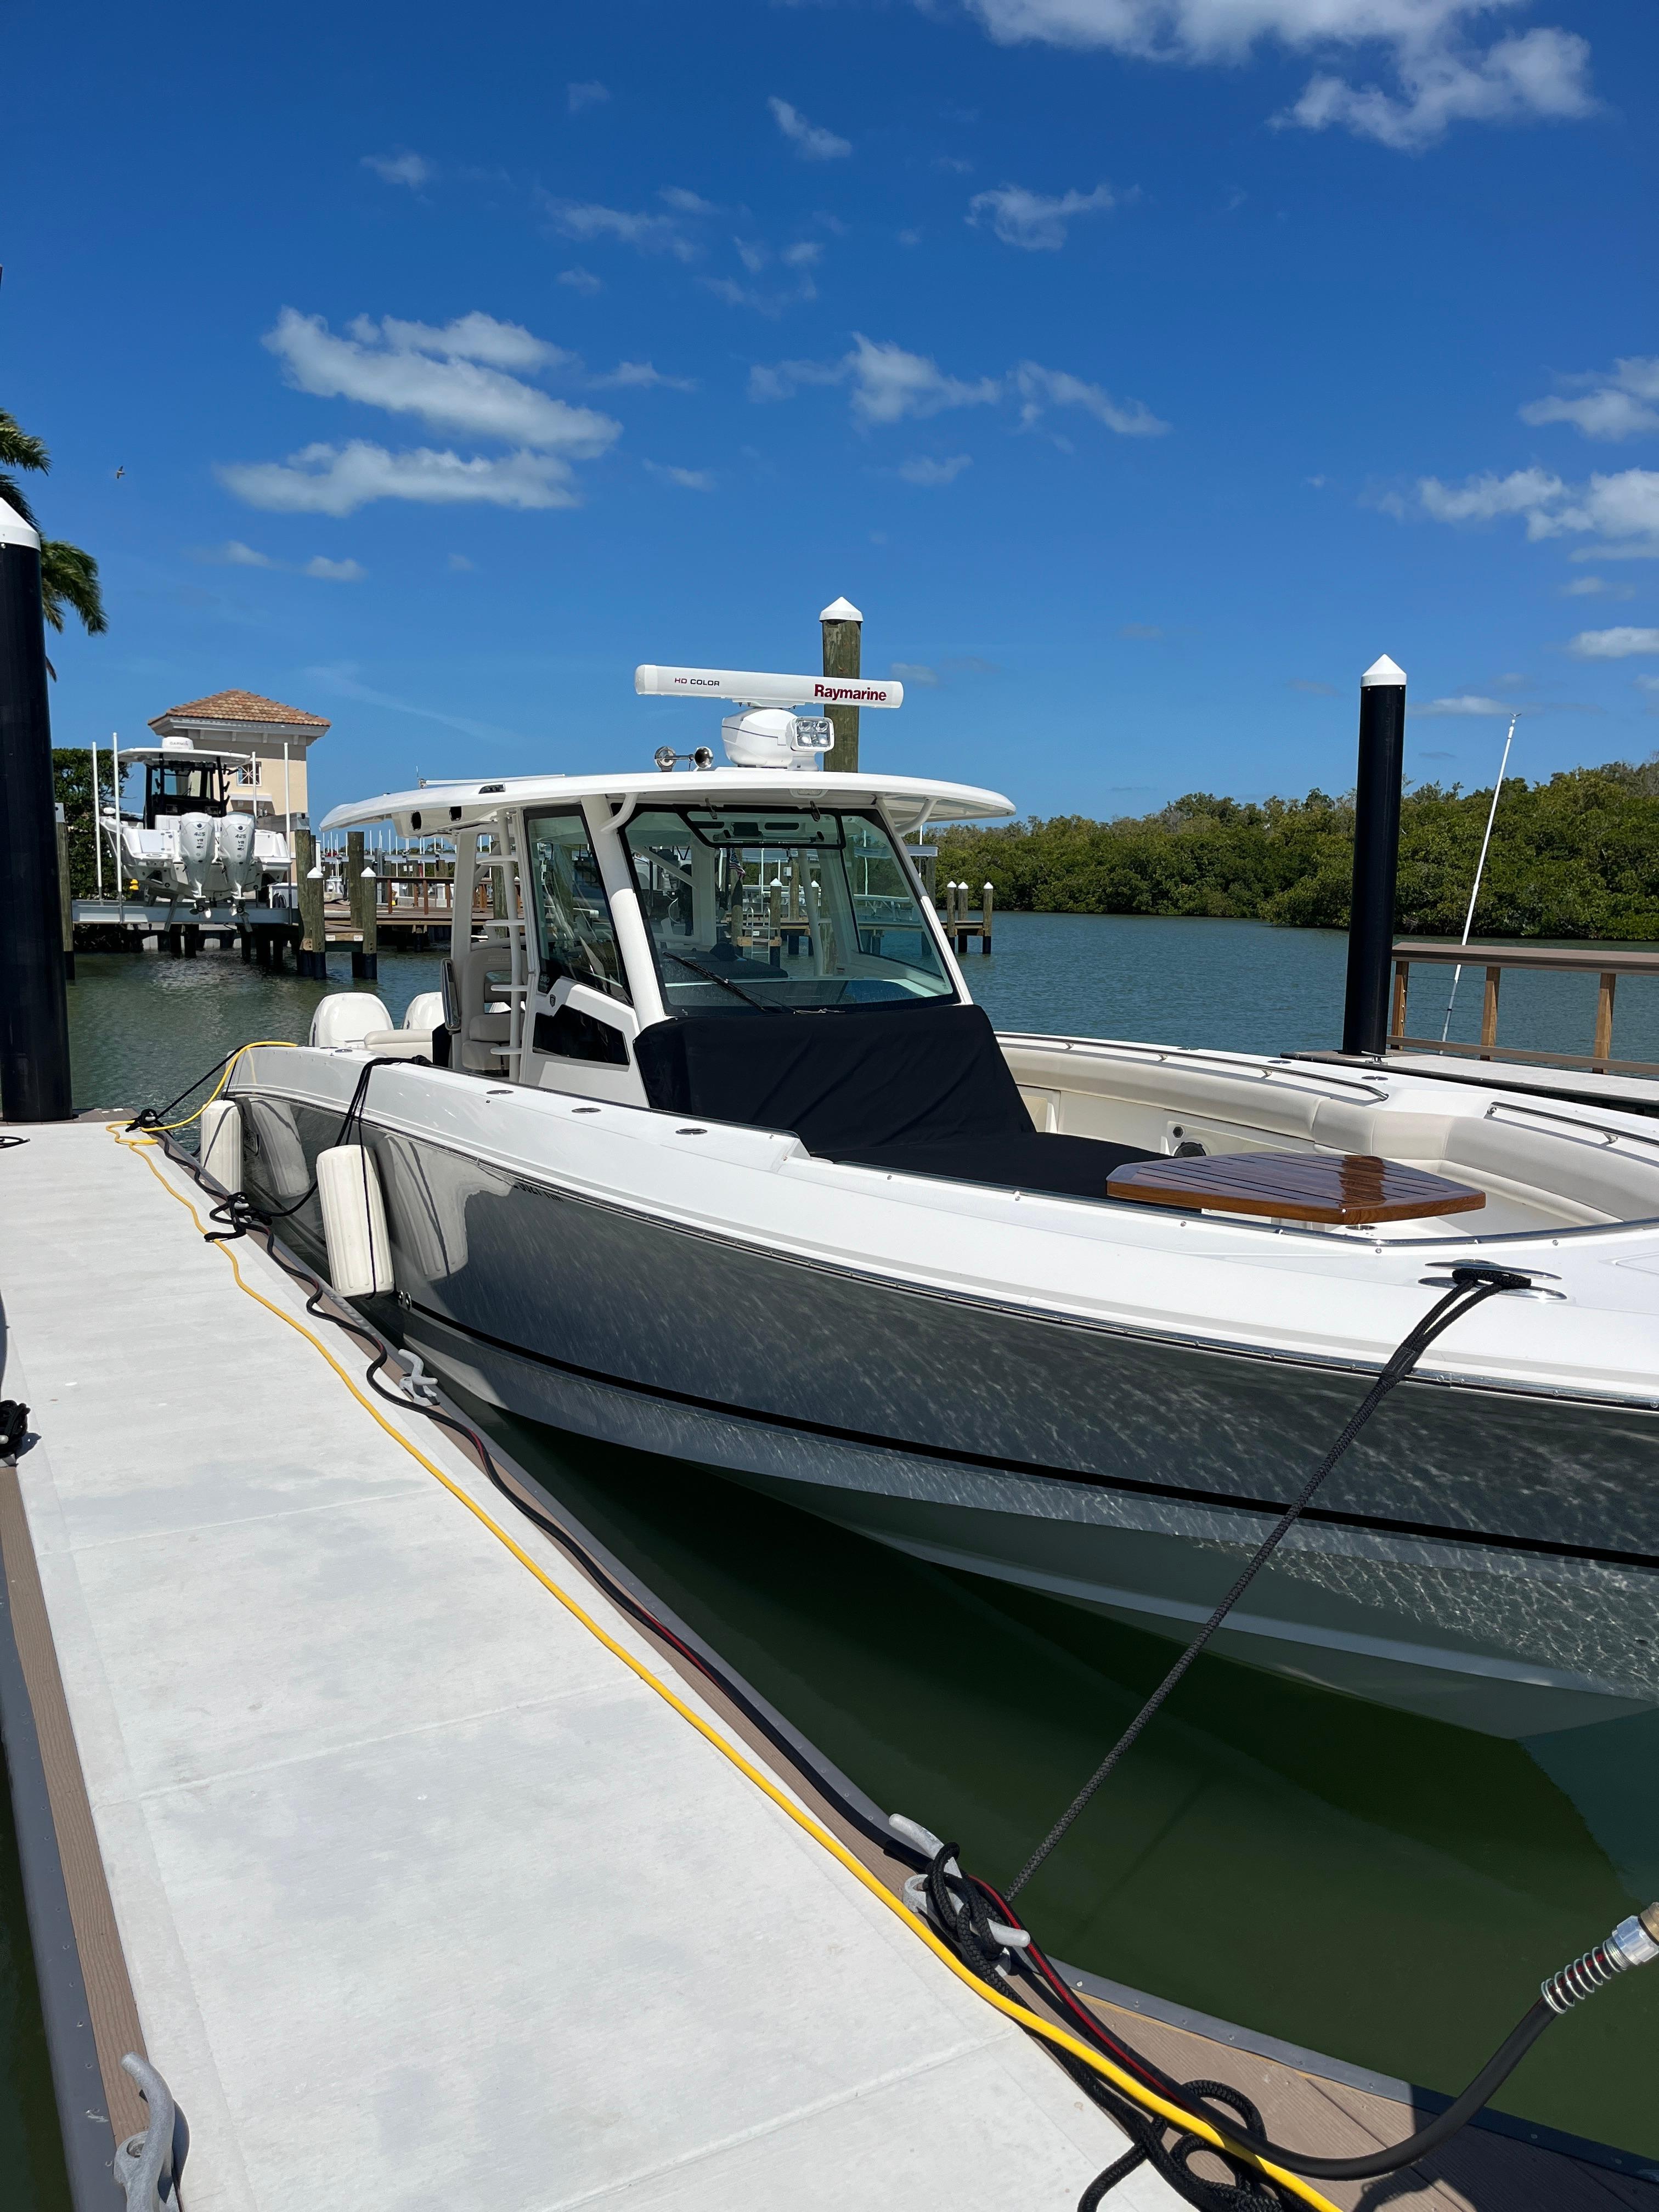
{"left": 635, "top": 662, "right": 904, "bottom": 771}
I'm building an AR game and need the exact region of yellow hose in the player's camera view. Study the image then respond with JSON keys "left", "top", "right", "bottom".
{"left": 110, "top": 1122, "right": 1342, "bottom": 2212}
{"left": 141, "top": 1039, "right": 298, "bottom": 1134}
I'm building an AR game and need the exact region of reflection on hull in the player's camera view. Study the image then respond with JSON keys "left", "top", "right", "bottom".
{"left": 240, "top": 1094, "right": 1659, "bottom": 1742}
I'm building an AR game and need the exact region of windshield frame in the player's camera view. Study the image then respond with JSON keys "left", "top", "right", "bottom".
{"left": 619, "top": 801, "right": 960, "bottom": 1019}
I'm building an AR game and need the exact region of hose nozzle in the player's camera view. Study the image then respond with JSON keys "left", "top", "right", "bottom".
{"left": 1542, "top": 1903, "right": 1659, "bottom": 2014}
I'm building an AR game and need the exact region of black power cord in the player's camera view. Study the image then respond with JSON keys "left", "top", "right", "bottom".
{"left": 1007, "top": 1263, "right": 1536, "bottom": 1900}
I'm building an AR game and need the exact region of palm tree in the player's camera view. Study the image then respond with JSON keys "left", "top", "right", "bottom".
{"left": 0, "top": 409, "right": 107, "bottom": 656}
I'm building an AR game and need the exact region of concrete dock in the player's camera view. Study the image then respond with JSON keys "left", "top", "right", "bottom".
{"left": 0, "top": 1121, "right": 1181, "bottom": 2212}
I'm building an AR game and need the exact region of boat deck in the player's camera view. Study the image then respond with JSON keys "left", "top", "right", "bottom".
{"left": 0, "top": 1119, "right": 1652, "bottom": 2212}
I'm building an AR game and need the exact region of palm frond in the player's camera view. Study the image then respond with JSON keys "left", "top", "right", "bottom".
{"left": 0, "top": 410, "right": 50, "bottom": 476}
{"left": 40, "top": 540, "right": 107, "bottom": 637}
{"left": 0, "top": 475, "right": 40, "bottom": 529}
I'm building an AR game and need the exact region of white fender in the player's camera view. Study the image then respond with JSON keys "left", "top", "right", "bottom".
{"left": 316, "top": 1144, "right": 396, "bottom": 1298}
{"left": 199, "top": 1099, "right": 242, "bottom": 1192}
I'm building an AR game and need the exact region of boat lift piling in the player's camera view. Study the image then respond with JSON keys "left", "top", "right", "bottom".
{"left": 820, "top": 596, "right": 863, "bottom": 772}
{"left": 0, "top": 501, "right": 72, "bottom": 1122}
{"left": 1341, "top": 654, "right": 1408, "bottom": 1059}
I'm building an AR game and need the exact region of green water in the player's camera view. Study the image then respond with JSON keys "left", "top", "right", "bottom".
{"left": 4, "top": 917, "right": 1657, "bottom": 2192}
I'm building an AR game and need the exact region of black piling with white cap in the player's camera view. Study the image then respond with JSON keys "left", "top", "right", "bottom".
{"left": 0, "top": 503, "right": 72, "bottom": 1120}
{"left": 1341, "top": 653, "right": 1407, "bottom": 1059}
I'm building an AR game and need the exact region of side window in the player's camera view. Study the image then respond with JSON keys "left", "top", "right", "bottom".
{"left": 525, "top": 810, "right": 629, "bottom": 1001}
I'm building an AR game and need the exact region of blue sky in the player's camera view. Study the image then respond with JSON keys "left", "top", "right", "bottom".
{"left": 10, "top": 0, "right": 1656, "bottom": 822}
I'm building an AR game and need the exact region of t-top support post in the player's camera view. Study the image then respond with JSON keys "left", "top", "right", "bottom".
{"left": 1342, "top": 654, "right": 1408, "bottom": 1058}
{"left": 0, "top": 504, "right": 73, "bottom": 1120}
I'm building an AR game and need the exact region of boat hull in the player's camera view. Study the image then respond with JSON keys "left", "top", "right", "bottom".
{"left": 240, "top": 1090, "right": 1659, "bottom": 1740}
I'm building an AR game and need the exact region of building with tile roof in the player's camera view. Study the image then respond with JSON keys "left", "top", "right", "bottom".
{"left": 148, "top": 690, "right": 331, "bottom": 823}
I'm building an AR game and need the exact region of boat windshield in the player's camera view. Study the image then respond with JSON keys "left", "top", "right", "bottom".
{"left": 620, "top": 805, "right": 955, "bottom": 1015}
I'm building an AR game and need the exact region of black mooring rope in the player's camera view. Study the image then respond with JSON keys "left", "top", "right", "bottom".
{"left": 1005, "top": 1262, "right": 1536, "bottom": 1900}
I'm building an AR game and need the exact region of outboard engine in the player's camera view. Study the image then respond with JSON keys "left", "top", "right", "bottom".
{"left": 178, "top": 811, "right": 217, "bottom": 901}
{"left": 217, "top": 811, "right": 260, "bottom": 904}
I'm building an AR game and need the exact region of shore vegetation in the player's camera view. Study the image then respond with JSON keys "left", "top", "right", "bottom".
{"left": 933, "top": 760, "right": 1659, "bottom": 941}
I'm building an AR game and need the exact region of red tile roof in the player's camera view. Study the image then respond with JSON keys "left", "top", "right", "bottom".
{"left": 149, "top": 690, "right": 330, "bottom": 733}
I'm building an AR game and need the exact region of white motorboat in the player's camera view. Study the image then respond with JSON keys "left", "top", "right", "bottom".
{"left": 107, "top": 736, "right": 293, "bottom": 909}
{"left": 223, "top": 664, "right": 1659, "bottom": 1743}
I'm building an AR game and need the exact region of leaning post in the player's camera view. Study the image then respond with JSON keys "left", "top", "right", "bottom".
{"left": 1341, "top": 654, "right": 1407, "bottom": 1059}
{"left": 0, "top": 503, "right": 74, "bottom": 1119}
{"left": 820, "top": 596, "right": 862, "bottom": 774}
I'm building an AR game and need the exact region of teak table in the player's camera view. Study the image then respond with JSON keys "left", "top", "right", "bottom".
{"left": 1105, "top": 1150, "right": 1487, "bottom": 1227}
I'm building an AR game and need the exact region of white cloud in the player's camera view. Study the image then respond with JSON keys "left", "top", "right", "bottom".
{"left": 448, "top": 552, "right": 475, "bottom": 571}
{"left": 891, "top": 662, "right": 940, "bottom": 686}
{"left": 193, "top": 538, "right": 366, "bottom": 578}
{"left": 958, "top": 1, "right": 1595, "bottom": 150}
{"left": 591, "top": 359, "right": 697, "bottom": 391}
{"left": 899, "top": 454, "right": 974, "bottom": 485}
{"left": 783, "top": 240, "right": 823, "bottom": 267}
{"left": 967, "top": 182, "right": 1119, "bottom": 250}
{"left": 1638, "top": 675, "right": 1659, "bottom": 695}
{"left": 659, "top": 187, "right": 718, "bottom": 214}
{"left": 558, "top": 267, "right": 602, "bottom": 295}
{"left": 567, "top": 81, "right": 610, "bottom": 114}
{"left": 643, "top": 460, "right": 714, "bottom": 490}
{"left": 305, "top": 664, "right": 526, "bottom": 747}
{"left": 1014, "top": 361, "right": 1170, "bottom": 436}
{"left": 539, "top": 197, "right": 697, "bottom": 260}
{"left": 1520, "top": 358, "right": 1659, "bottom": 443}
{"left": 1415, "top": 466, "right": 1659, "bottom": 556}
{"left": 768, "top": 97, "right": 851, "bottom": 160}
{"left": 371, "top": 311, "right": 569, "bottom": 370}
{"left": 259, "top": 311, "right": 617, "bottom": 459}
{"left": 203, "top": 540, "right": 275, "bottom": 567}
{"left": 1119, "top": 622, "right": 1165, "bottom": 640}
{"left": 703, "top": 274, "right": 818, "bottom": 317}
{"left": 1567, "top": 627, "right": 1659, "bottom": 660}
{"left": 750, "top": 335, "right": 1169, "bottom": 440}
{"left": 847, "top": 337, "right": 1002, "bottom": 425}
{"left": 1561, "top": 575, "right": 1633, "bottom": 599}
{"left": 218, "top": 442, "right": 585, "bottom": 515}
{"left": 1413, "top": 694, "right": 1515, "bottom": 715}
{"left": 362, "top": 152, "right": 431, "bottom": 188}
{"left": 1288, "top": 27, "right": 1592, "bottom": 150}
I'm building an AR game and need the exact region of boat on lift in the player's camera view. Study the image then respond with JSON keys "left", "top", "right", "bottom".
{"left": 106, "top": 735, "right": 294, "bottom": 910}
{"left": 222, "top": 659, "right": 1659, "bottom": 1743}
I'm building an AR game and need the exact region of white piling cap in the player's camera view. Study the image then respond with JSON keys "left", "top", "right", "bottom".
{"left": 1361, "top": 653, "right": 1407, "bottom": 687}
{"left": 820, "top": 596, "right": 863, "bottom": 623}
{"left": 0, "top": 502, "right": 41, "bottom": 551}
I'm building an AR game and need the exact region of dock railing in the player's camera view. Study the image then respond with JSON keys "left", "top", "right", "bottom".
{"left": 1390, "top": 939, "right": 1659, "bottom": 1079}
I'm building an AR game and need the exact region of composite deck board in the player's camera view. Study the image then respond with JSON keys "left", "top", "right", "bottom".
{"left": 0, "top": 1121, "right": 1176, "bottom": 2212}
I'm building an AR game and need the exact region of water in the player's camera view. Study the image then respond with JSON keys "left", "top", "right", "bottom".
{"left": 4, "top": 917, "right": 1656, "bottom": 2187}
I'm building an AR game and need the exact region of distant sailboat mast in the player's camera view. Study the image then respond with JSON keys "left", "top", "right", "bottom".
{"left": 1441, "top": 713, "right": 1519, "bottom": 1043}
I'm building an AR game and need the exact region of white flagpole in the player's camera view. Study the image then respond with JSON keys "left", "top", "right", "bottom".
{"left": 1441, "top": 714, "right": 1518, "bottom": 1043}
{"left": 90, "top": 739, "right": 103, "bottom": 898}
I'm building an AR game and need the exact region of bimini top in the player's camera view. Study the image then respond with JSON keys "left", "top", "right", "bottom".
{"left": 319, "top": 768, "right": 1016, "bottom": 839}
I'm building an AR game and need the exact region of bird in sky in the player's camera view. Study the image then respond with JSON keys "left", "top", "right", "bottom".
{"left": 114, "top": 465, "right": 125, "bottom": 478}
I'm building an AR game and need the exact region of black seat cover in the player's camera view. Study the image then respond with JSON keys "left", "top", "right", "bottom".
{"left": 634, "top": 1003, "right": 1155, "bottom": 1203}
